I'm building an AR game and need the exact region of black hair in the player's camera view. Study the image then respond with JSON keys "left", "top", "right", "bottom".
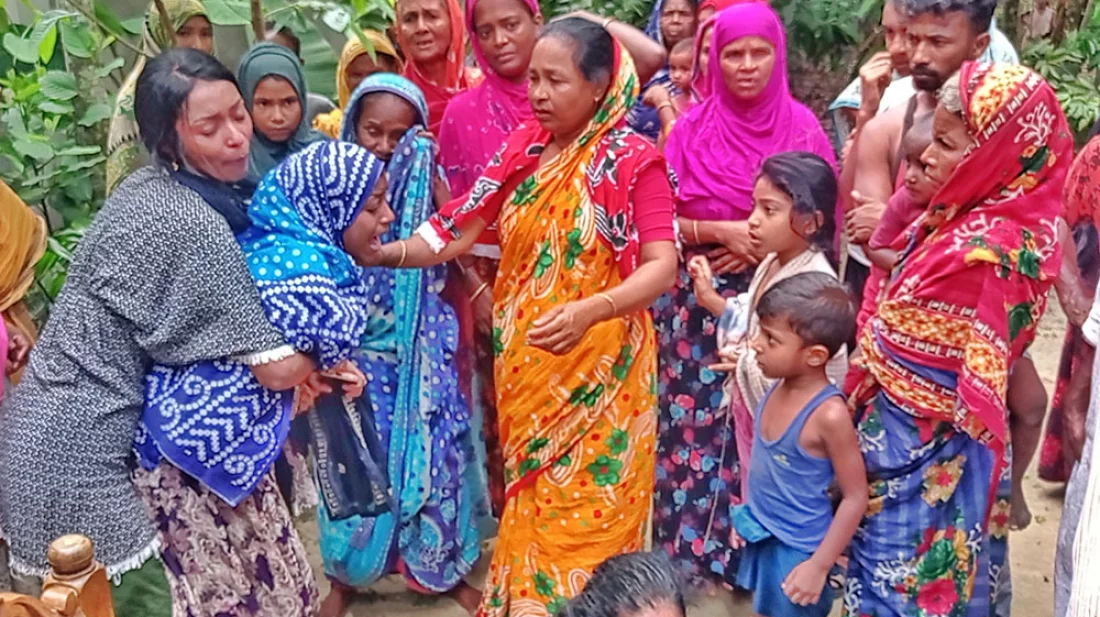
{"left": 558, "top": 552, "right": 685, "bottom": 617}
{"left": 540, "top": 17, "right": 615, "bottom": 86}
{"left": 756, "top": 273, "right": 855, "bottom": 357}
{"left": 135, "top": 48, "right": 239, "bottom": 168}
{"left": 902, "top": 0, "right": 997, "bottom": 35}
{"left": 265, "top": 21, "right": 302, "bottom": 57}
{"left": 757, "top": 151, "right": 838, "bottom": 263}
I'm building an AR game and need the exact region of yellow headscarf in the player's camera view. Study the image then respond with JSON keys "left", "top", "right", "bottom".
{"left": 106, "top": 0, "right": 209, "bottom": 193}
{"left": 0, "top": 180, "right": 46, "bottom": 346}
{"left": 313, "top": 31, "right": 403, "bottom": 138}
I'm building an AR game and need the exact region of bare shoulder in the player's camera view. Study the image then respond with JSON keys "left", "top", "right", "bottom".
{"left": 860, "top": 106, "right": 906, "bottom": 149}
{"left": 809, "top": 395, "right": 855, "bottom": 435}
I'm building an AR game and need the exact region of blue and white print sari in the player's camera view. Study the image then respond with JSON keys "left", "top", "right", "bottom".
{"left": 136, "top": 141, "right": 384, "bottom": 507}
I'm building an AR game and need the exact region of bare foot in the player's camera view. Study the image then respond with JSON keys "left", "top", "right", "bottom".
{"left": 448, "top": 581, "right": 482, "bottom": 615}
{"left": 320, "top": 584, "right": 353, "bottom": 617}
{"left": 1010, "top": 487, "right": 1032, "bottom": 530}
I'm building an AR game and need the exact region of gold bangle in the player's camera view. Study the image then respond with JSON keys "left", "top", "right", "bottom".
{"left": 596, "top": 292, "right": 617, "bottom": 317}
{"left": 692, "top": 220, "right": 700, "bottom": 244}
{"left": 396, "top": 240, "right": 408, "bottom": 268}
{"left": 602, "top": 16, "right": 614, "bottom": 29}
{"left": 471, "top": 282, "right": 490, "bottom": 302}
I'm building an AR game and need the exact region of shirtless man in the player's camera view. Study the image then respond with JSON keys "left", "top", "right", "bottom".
{"left": 841, "top": 0, "right": 993, "bottom": 295}
{"left": 829, "top": 0, "right": 912, "bottom": 151}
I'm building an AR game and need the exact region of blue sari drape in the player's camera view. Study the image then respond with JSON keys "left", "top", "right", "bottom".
{"left": 318, "top": 73, "right": 483, "bottom": 592}
{"left": 844, "top": 346, "right": 1012, "bottom": 617}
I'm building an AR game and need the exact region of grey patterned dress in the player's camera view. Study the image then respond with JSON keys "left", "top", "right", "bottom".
{"left": 0, "top": 167, "right": 310, "bottom": 608}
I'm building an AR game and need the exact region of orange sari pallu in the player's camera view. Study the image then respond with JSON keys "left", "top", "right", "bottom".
{"left": 421, "top": 45, "right": 663, "bottom": 617}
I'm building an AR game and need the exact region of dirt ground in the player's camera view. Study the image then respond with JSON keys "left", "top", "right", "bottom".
{"left": 297, "top": 305, "right": 1072, "bottom": 617}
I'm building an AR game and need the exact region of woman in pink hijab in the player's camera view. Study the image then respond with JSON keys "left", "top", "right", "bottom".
{"left": 652, "top": 1, "right": 835, "bottom": 588}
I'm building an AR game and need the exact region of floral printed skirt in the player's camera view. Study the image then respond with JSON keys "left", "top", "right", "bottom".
{"left": 133, "top": 462, "right": 319, "bottom": 617}
{"left": 652, "top": 249, "right": 752, "bottom": 587}
{"left": 843, "top": 395, "right": 1011, "bottom": 617}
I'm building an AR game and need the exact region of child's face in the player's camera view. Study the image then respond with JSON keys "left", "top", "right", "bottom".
{"left": 346, "top": 53, "right": 397, "bottom": 96}
{"left": 751, "top": 314, "right": 812, "bottom": 380}
{"left": 356, "top": 93, "right": 418, "bottom": 161}
{"left": 747, "top": 176, "right": 809, "bottom": 259}
{"left": 902, "top": 131, "right": 937, "bottom": 205}
{"left": 669, "top": 50, "right": 693, "bottom": 93}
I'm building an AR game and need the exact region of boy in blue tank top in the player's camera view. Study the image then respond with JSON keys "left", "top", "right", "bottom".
{"left": 729, "top": 272, "right": 867, "bottom": 617}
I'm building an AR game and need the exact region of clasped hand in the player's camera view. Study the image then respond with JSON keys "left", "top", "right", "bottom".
{"left": 527, "top": 302, "right": 597, "bottom": 355}
{"left": 292, "top": 359, "right": 367, "bottom": 416}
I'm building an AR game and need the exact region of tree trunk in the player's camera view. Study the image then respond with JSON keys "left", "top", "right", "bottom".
{"left": 251, "top": 0, "right": 265, "bottom": 43}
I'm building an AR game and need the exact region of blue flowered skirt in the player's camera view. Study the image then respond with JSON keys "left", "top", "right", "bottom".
{"left": 843, "top": 394, "right": 1012, "bottom": 617}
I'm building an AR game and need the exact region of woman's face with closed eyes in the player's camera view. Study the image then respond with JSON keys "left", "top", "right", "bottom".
{"left": 176, "top": 79, "right": 253, "bottom": 182}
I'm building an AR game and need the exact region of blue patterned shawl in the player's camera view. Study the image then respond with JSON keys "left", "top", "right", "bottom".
{"left": 136, "top": 141, "right": 385, "bottom": 506}
{"left": 320, "top": 72, "right": 483, "bottom": 591}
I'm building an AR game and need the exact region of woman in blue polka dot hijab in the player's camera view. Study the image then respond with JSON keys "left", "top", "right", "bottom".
{"left": 136, "top": 140, "right": 390, "bottom": 507}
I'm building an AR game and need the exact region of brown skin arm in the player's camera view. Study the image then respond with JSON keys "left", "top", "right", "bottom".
{"left": 1064, "top": 339, "right": 1095, "bottom": 465}
{"left": 840, "top": 105, "right": 905, "bottom": 215}
{"left": 1055, "top": 221, "right": 1094, "bottom": 329}
{"left": 249, "top": 352, "right": 316, "bottom": 391}
{"left": 380, "top": 216, "right": 490, "bottom": 268}
{"left": 677, "top": 217, "right": 755, "bottom": 274}
{"left": 527, "top": 240, "right": 677, "bottom": 355}
{"left": 865, "top": 245, "right": 898, "bottom": 271}
{"left": 782, "top": 398, "right": 869, "bottom": 606}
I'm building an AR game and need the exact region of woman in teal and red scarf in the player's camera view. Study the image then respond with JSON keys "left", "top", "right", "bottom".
{"left": 845, "top": 62, "right": 1072, "bottom": 616}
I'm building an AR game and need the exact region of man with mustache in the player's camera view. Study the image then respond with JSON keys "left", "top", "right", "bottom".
{"left": 843, "top": 0, "right": 994, "bottom": 229}
{"left": 838, "top": 1, "right": 1019, "bottom": 303}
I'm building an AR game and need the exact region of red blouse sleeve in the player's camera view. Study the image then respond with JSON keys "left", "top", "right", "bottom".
{"left": 632, "top": 162, "right": 676, "bottom": 244}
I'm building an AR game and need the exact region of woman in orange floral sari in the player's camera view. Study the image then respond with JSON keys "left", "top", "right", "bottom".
{"left": 379, "top": 17, "right": 678, "bottom": 617}
{"left": 844, "top": 62, "right": 1072, "bottom": 617}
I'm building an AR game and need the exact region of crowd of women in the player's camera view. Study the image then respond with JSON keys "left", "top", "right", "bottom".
{"left": 3, "top": 0, "right": 1100, "bottom": 615}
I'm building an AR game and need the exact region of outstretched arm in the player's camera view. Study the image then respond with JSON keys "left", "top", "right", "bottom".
{"left": 380, "top": 216, "right": 490, "bottom": 269}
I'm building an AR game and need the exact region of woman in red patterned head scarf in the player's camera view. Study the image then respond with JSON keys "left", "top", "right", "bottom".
{"left": 846, "top": 61, "right": 1072, "bottom": 616}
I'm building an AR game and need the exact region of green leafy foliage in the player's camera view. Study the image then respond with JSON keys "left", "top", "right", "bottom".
{"left": 772, "top": 0, "right": 883, "bottom": 68}
{"left": 538, "top": 0, "right": 652, "bottom": 28}
{"left": 1022, "top": 18, "right": 1100, "bottom": 138}
{"left": 0, "top": 4, "right": 124, "bottom": 323}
